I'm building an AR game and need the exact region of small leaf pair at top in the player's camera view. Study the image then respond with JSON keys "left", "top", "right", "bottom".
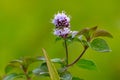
{"left": 77, "top": 28, "right": 90, "bottom": 41}
{"left": 90, "top": 38, "right": 111, "bottom": 52}
{"left": 3, "top": 73, "right": 25, "bottom": 80}
{"left": 77, "top": 26, "right": 98, "bottom": 41}
{"left": 42, "top": 48, "right": 60, "bottom": 80}
{"left": 77, "top": 59, "right": 97, "bottom": 70}
{"left": 93, "top": 29, "right": 113, "bottom": 38}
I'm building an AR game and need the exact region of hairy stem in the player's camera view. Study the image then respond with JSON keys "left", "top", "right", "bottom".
{"left": 64, "top": 39, "right": 69, "bottom": 66}
{"left": 67, "top": 46, "right": 88, "bottom": 67}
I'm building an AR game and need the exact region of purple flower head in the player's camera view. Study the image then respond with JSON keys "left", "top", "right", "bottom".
{"left": 54, "top": 28, "right": 71, "bottom": 38}
{"left": 52, "top": 11, "right": 70, "bottom": 28}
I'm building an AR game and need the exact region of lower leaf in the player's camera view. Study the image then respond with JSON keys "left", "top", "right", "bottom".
{"left": 3, "top": 73, "right": 25, "bottom": 80}
{"left": 77, "top": 59, "right": 97, "bottom": 70}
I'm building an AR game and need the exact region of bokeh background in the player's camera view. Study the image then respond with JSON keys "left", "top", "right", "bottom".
{"left": 0, "top": 0, "right": 120, "bottom": 80}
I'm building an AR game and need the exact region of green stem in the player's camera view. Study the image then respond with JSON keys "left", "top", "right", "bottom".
{"left": 67, "top": 46, "right": 88, "bottom": 67}
{"left": 25, "top": 70, "right": 31, "bottom": 80}
{"left": 64, "top": 39, "right": 68, "bottom": 66}
{"left": 22, "top": 66, "right": 31, "bottom": 80}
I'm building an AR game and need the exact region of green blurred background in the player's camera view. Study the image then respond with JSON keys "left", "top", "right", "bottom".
{"left": 0, "top": 0, "right": 120, "bottom": 80}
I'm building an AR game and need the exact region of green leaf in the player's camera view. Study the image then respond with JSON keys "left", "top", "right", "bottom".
{"left": 5, "top": 65, "right": 17, "bottom": 74}
{"left": 21, "top": 57, "right": 45, "bottom": 71}
{"left": 77, "top": 26, "right": 97, "bottom": 36}
{"left": 37, "top": 57, "right": 65, "bottom": 64}
{"left": 60, "top": 72, "right": 72, "bottom": 80}
{"left": 42, "top": 48, "right": 60, "bottom": 80}
{"left": 33, "top": 68, "right": 49, "bottom": 76}
{"left": 37, "top": 56, "right": 46, "bottom": 61}
{"left": 5, "top": 61, "right": 22, "bottom": 74}
{"left": 90, "top": 38, "right": 111, "bottom": 52}
{"left": 51, "top": 58, "right": 63, "bottom": 63}
{"left": 93, "top": 30, "right": 113, "bottom": 38}
{"left": 51, "top": 58, "right": 66, "bottom": 68}
{"left": 77, "top": 26, "right": 98, "bottom": 41}
{"left": 33, "top": 58, "right": 65, "bottom": 75}
{"left": 33, "top": 68, "right": 41, "bottom": 76}
{"left": 33, "top": 63, "right": 49, "bottom": 76}
{"left": 77, "top": 59, "right": 97, "bottom": 70}
{"left": 72, "top": 77, "right": 84, "bottom": 80}
{"left": 3, "top": 73, "right": 24, "bottom": 80}
{"left": 77, "top": 28, "right": 90, "bottom": 40}
{"left": 3, "top": 73, "right": 17, "bottom": 80}
{"left": 77, "top": 28, "right": 89, "bottom": 36}
{"left": 40, "top": 63, "right": 48, "bottom": 72}
{"left": 10, "top": 60, "right": 23, "bottom": 65}
{"left": 22, "top": 57, "right": 39, "bottom": 66}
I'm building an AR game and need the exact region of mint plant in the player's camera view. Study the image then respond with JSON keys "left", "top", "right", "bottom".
{"left": 3, "top": 11, "right": 112, "bottom": 80}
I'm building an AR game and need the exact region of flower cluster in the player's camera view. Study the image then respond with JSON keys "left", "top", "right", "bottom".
{"left": 52, "top": 12, "right": 70, "bottom": 28}
{"left": 52, "top": 11, "right": 72, "bottom": 38}
{"left": 54, "top": 28, "right": 71, "bottom": 38}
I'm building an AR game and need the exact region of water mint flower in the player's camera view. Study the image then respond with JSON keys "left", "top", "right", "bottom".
{"left": 54, "top": 28, "right": 71, "bottom": 38}
{"left": 52, "top": 12, "right": 70, "bottom": 28}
